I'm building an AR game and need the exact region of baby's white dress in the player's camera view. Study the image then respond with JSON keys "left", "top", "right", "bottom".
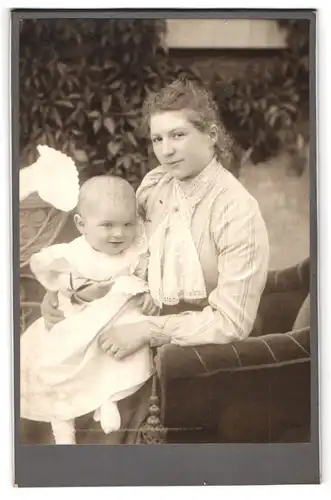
{"left": 20, "top": 233, "right": 154, "bottom": 436}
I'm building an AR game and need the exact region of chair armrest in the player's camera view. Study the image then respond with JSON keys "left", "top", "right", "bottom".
{"left": 156, "top": 327, "right": 310, "bottom": 381}
{"left": 156, "top": 328, "right": 310, "bottom": 440}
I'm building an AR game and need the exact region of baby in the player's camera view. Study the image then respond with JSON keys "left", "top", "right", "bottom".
{"left": 20, "top": 175, "right": 158, "bottom": 445}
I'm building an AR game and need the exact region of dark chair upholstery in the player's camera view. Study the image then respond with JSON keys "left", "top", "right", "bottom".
{"left": 156, "top": 258, "right": 311, "bottom": 443}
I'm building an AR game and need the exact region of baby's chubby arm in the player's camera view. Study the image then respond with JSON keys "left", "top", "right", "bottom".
{"left": 70, "top": 277, "right": 114, "bottom": 304}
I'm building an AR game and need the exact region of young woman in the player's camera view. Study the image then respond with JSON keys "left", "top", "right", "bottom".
{"left": 40, "top": 79, "right": 270, "bottom": 444}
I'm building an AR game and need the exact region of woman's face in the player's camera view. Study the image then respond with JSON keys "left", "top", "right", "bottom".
{"left": 150, "top": 109, "right": 217, "bottom": 180}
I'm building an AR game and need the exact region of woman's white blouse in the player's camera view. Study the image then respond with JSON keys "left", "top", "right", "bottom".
{"left": 139, "top": 159, "right": 270, "bottom": 346}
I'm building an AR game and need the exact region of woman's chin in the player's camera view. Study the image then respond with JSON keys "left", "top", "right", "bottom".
{"left": 171, "top": 169, "right": 191, "bottom": 180}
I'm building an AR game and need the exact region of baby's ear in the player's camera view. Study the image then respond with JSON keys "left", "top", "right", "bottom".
{"left": 74, "top": 213, "right": 85, "bottom": 234}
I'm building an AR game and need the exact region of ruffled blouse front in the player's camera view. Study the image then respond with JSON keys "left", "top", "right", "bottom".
{"left": 136, "top": 158, "right": 270, "bottom": 345}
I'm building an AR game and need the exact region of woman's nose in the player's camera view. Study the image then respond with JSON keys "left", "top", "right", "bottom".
{"left": 162, "top": 139, "right": 175, "bottom": 157}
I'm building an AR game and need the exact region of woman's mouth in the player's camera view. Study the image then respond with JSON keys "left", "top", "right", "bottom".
{"left": 167, "top": 160, "right": 183, "bottom": 167}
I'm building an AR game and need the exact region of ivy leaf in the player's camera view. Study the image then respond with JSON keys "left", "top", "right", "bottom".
{"left": 73, "top": 149, "right": 88, "bottom": 163}
{"left": 66, "top": 80, "right": 73, "bottom": 92}
{"left": 103, "top": 117, "right": 116, "bottom": 134}
{"left": 75, "top": 31, "right": 83, "bottom": 44}
{"left": 76, "top": 113, "right": 84, "bottom": 128}
{"left": 104, "top": 60, "right": 117, "bottom": 69}
{"left": 268, "top": 112, "right": 279, "bottom": 127}
{"left": 107, "top": 141, "right": 121, "bottom": 156}
{"left": 102, "top": 95, "right": 112, "bottom": 113}
{"left": 123, "top": 156, "right": 131, "bottom": 170}
{"left": 93, "top": 118, "right": 102, "bottom": 134}
{"left": 127, "top": 131, "right": 137, "bottom": 146}
{"left": 88, "top": 111, "right": 100, "bottom": 119}
{"left": 131, "top": 94, "right": 142, "bottom": 106}
{"left": 282, "top": 103, "right": 297, "bottom": 114}
{"left": 51, "top": 108, "right": 62, "bottom": 127}
{"left": 110, "top": 80, "right": 121, "bottom": 90}
{"left": 122, "top": 32, "right": 131, "bottom": 44}
{"left": 101, "top": 35, "right": 108, "bottom": 47}
{"left": 127, "top": 118, "right": 138, "bottom": 128}
{"left": 57, "top": 62, "right": 67, "bottom": 77}
{"left": 46, "top": 133, "right": 55, "bottom": 148}
{"left": 55, "top": 100, "right": 74, "bottom": 108}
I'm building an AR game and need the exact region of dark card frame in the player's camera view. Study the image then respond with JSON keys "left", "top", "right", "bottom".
{"left": 12, "top": 8, "right": 319, "bottom": 487}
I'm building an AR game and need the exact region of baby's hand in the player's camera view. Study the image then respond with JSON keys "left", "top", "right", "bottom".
{"left": 135, "top": 292, "right": 159, "bottom": 316}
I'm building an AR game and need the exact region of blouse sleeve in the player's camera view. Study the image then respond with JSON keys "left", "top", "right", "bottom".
{"left": 157, "top": 196, "right": 270, "bottom": 346}
{"left": 29, "top": 243, "right": 76, "bottom": 293}
{"left": 133, "top": 252, "right": 149, "bottom": 282}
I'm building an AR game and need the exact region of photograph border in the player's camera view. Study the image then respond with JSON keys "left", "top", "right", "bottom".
{"left": 12, "top": 8, "right": 319, "bottom": 487}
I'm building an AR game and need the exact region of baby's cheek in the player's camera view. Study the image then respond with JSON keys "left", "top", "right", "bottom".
{"left": 129, "top": 227, "right": 138, "bottom": 240}
{"left": 100, "top": 228, "right": 110, "bottom": 239}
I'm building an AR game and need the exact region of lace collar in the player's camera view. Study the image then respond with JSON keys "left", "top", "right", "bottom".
{"left": 178, "top": 156, "right": 221, "bottom": 199}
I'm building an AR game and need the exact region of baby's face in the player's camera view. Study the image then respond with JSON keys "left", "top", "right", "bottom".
{"left": 82, "top": 197, "right": 137, "bottom": 256}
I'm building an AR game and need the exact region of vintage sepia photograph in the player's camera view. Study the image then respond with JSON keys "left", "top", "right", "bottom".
{"left": 14, "top": 9, "right": 318, "bottom": 485}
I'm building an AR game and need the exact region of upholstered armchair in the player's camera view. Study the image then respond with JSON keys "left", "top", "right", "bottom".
{"left": 148, "top": 258, "right": 311, "bottom": 444}
{"left": 20, "top": 193, "right": 311, "bottom": 445}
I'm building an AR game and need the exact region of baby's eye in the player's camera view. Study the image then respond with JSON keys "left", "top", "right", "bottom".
{"left": 102, "top": 222, "right": 112, "bottom": 228}
{"left": 125, "top": 223, "right": 133, "bottom": 227}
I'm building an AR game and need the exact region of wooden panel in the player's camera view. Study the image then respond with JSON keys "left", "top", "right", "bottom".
{"left": 166, "top": 19, "right": 287, "bottom": 49}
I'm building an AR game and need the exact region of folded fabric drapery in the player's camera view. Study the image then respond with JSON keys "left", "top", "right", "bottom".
{"left": 137, "top": 161, "right": 221, "bottom": 309}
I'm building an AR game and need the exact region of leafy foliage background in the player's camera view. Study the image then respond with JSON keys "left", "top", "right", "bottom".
{"left": 20, "top": 18, "right": 310, "bottom": 185}
{"left": 211, "top": 19, "right": 310, "bottom": 167}
{"left": 19, "top": 19, "right": 197, "bottom": 187}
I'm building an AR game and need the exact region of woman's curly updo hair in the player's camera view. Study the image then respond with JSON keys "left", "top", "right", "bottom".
{"left": 140, "top": 78, "right": 239, "bottom": 173}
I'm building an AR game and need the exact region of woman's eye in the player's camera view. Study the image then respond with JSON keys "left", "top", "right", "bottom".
{"left": 173, "top": 132, "right": 185, "bottom": 139}
{"left": 125, "top": 223, "right": 133, "bottom": 227}
{"left": 152, "top": 136, "right": 162, "bottom": 144}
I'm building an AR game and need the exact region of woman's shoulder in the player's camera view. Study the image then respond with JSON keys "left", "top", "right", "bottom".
{"left": 138, "top": 164, "right": 166, "bottom": 187}
{"left": 213, "top": 165, "right": 259, "bottom": 210}
{"left": 136, "top": 165, "right": 169, "bottom": 214}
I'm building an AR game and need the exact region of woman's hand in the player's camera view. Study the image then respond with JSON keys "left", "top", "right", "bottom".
{"left": 98, "top": 321, "right": 151, "bottom": 360}
{"left": 150, "top": 334, "right": 171, "bottom": 348}
{"left": 40, "top": 291, "right": 64, "bottom": 330}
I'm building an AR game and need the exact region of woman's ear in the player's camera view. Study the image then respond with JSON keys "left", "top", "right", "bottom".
{"left": 74, "top": 213, "right": 85, "bottom": 234}
{"left": 209, "top": 124, "right": 218, "bottom": 146}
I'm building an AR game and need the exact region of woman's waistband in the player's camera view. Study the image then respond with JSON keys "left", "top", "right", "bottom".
{"left": 160, "top": 301, "right": 204, "bottom": 315}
